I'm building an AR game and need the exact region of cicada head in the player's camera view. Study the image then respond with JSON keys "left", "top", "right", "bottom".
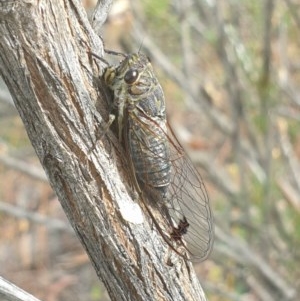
{"left": 104, "top": 53, "right": 158, "bottom": 97}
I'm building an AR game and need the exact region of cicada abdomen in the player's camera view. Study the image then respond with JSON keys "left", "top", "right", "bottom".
{"left": 103, "top": 52, "right": 214, "bottom": 261}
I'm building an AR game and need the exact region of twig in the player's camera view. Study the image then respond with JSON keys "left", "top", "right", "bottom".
{"left": 0, "top": 201, "right": 72, "bottom": 233}
{"left": 284, "top": 0, "right": 300, "bottom": 29}
{"left": 247, "top": 274, "right": 276, "bottom": 301}
{"left": 91, "top": 0, "right": 114, "bottom": 35}
{"left": 0, "top": 154, "right": 48, "bottom": 182}
{"left": 215, "top": 226, "right": 296, "bottom": 299}
{"left": 277, "top": 121, "right": 300, "bottom": 193}
{"left": 277, "top": 177, "right": 300, "bottom": 212}
{"left": 0, "top": 276, "right": 42, "bottom": 301}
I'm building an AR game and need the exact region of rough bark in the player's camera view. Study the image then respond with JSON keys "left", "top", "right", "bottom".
{"left": 0, "top": 1, "right": 207, "bottom": 300}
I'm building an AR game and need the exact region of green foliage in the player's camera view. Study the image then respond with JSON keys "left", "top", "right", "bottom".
{"left": 142, "top": 0, "right": 180, "bottom": 54}
{"left": 90, "top": 285, "right": 103, "bottom": 300}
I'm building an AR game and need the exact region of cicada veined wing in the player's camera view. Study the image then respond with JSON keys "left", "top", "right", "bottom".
{"left": 165, "top": 123, "right": 214, "bottom": 261}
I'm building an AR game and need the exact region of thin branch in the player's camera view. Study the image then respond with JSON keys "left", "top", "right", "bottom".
{"left": 0, "top": 154, "right": 48, "bottom": 182}
{"left": 262, "top": 0, "right": 274, "bottom": 82}
{"left": 277, "top": 177, "right": 300, "bottom": 212}
{"left": 277, "top": 121, "right": 300, "bottom": 193}
{"left": 246, "top": 275, "right": 276, "bottom": 301}
{"left": 0, "top": 276, "right": 42, "bottom": 301}
{"left": 215, "top": 226, "right": 296, "bottom": 299}
{"left": 91, "top": 0, "right": 114, "bottom": 34}
{"left": 284, "top": 0, "right": 300, "bottom": 29}
{"left": 0, "top": 201, "right": 72, "bottom": 233}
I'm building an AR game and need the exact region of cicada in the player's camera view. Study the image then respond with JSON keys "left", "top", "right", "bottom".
{"left": 102, "top": 52, "right": 214, "bottom": 261}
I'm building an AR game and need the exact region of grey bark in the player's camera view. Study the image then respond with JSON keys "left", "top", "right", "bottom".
{"left": 0, "top": 1, "right": 207, "bottom": 300}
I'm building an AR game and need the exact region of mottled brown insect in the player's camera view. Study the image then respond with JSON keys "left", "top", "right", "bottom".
{"left": 103, "top": 52, "right": 214, "bottom": 261}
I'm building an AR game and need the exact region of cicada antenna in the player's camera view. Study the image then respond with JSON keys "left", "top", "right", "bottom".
{"left": 138, "top": 40, "right": 144, "bottom": 54}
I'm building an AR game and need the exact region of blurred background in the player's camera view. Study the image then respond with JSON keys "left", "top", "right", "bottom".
{"left": 1, "top": 0, "right": 300, "bottom": 300}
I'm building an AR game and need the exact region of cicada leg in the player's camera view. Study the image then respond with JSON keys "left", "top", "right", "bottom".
{"left": 88, "top": 113, "right": 115, "bottom": 155}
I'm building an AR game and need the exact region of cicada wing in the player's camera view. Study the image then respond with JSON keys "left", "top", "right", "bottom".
{"left": 164, "top": 124, "right": 214, "bottom": 261}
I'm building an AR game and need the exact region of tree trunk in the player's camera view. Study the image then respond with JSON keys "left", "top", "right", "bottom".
{"left": 0, "top": 1, "right": 207, "bottom": 300}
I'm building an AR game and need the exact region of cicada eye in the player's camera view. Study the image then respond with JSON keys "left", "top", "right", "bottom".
{"left": 124, "top": 69, "right": 139, "bottom": 84}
